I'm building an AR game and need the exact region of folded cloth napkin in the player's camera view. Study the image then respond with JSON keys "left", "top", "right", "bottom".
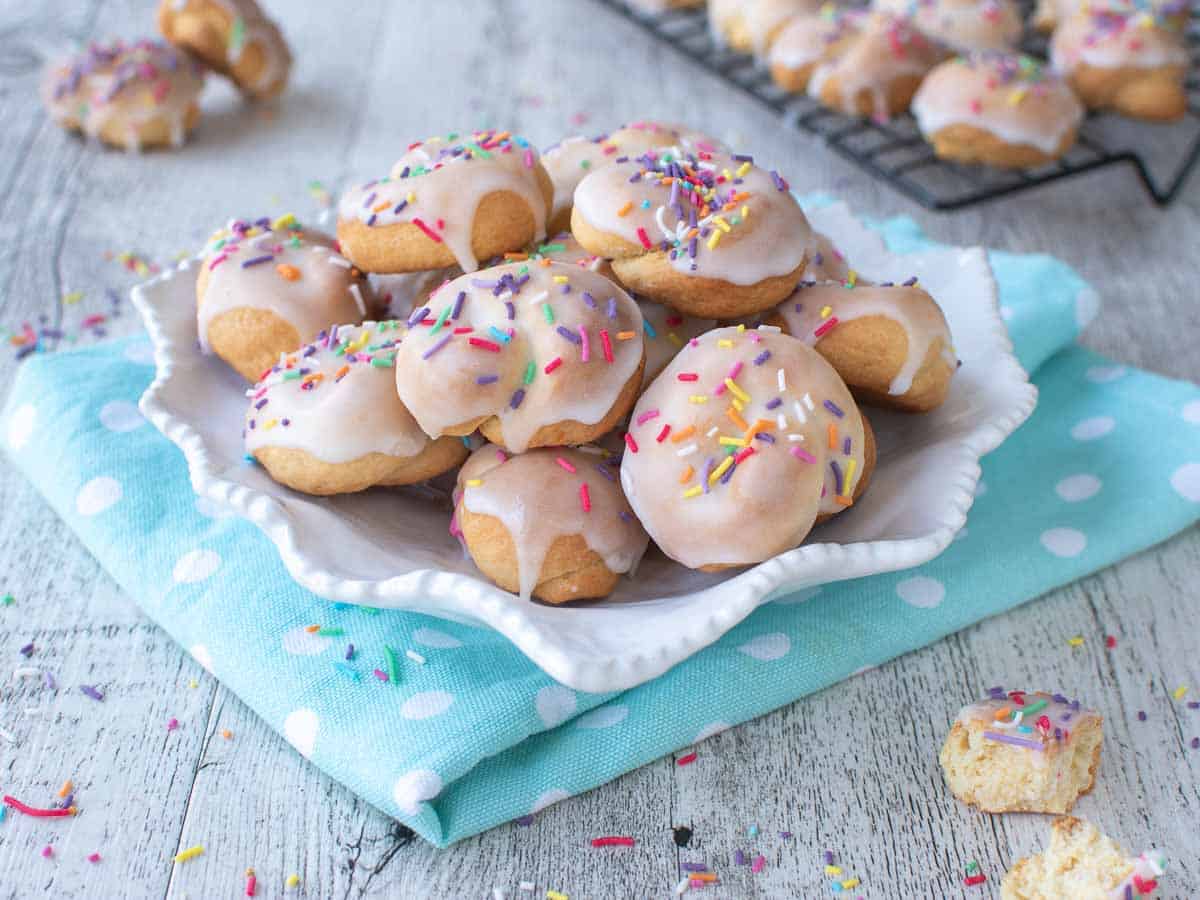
{"left": 4, "top": 214, "right": 1198, "bottom": 847}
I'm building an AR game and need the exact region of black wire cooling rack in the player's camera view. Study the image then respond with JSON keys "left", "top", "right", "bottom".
{"left": 590, "top": 0, "right": 1200, "bottom": 210}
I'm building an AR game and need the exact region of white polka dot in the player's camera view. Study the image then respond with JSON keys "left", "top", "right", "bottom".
{"left": 401, "top": 691, "right": 455, "bottom": 720}
{"left": 7, "top": 403, "right": 35, "bottom": 451}
{"left": 737, "top": 632, "right": 790, "bottom": 661}
{"left": 98, "top": 400, "right": 143, "bottom": 432}
{"left": 194, "top": 495, "right": 233, "bottom": 518}
{"left": 394, "top": 770, "right": 443, "bottom": 816}
{"left": 189, "top": 644, "right": 213, "bottom": 672}
{"left": 283, "top": 708, "right": 319, "bottom": 758}
{"left": 412, "top": 627, "right": 463, "bottom": 649}
{"left": 999, "top": 305, "right": 1014, "bottom": 321}
{"left": 1085, "top": 365, "right": 1127, "bottom": 384}
{"left": 1183, "top": 400, "right": 1200, "bottom": 425}
{"left": 535, "top": 685, "right": 577, "bottom": 729}
{"left": 1170, "top": 463, "right": 1200, "bottom": 502}
{"left": 75, "top": 476, "right": 122, "bottom": 516}
{"left": 896, "top": 575, "right": 945, "bottom": 609}
{"left": 1075, "top": 286, "right": 1100, "bottom": 329}
{"left": 575, "top": 704, "right": 628, "bottom": 730}
{"left": 173, "top": 549, "right": 221, "bottom": 583}
{"left": 123, "top": 340, "right": 155, "bottom": 364}
{"left": 1071, "top": 416, "right": 1115, "bottom": 441}
{"left": 772, "top": 586, "right": 822, "bottom": 605}
{"left": 694, "top": 722, "right": 731, "bottom": 743}
{"left": 1040, "top": 527, "right": 1087, "bottom": 558}
{"left": 531, "top": 788, "right": 570, "bottom": 814}
{"left": 282, "top": 626, "right": 332, "bottom": 656}
{"left": 974, "top": 479, "right": 988, "bottom": 498}
{"left": 1056, "top": 474, "right": 1102, "bottom": 502}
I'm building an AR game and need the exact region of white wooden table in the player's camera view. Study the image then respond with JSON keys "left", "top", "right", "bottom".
{"left": 0, "top": 1, "right": 1196, "bottom": 897}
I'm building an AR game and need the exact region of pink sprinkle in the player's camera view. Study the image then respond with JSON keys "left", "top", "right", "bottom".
{"left": 87, "top": 853, "right": 101, "bottom": 863}
{"left": 555, "top": 456, "right": 577, "bottom": 474}
{"left": 676, "top": 752, "right": 697, "bottom": 766}
{"left": 624, "top": 433, "right": 639, "bottom": 454}
{"left": 728, "top": 361, "right": 743, "bottom": 379}
{"left": 580, "top": 326, "right": 590, "bottom": 363}
{"left": 544, "top": 357, "right": 563, "bottom": 374}
{"left": 713, "top": 383, "right": 727, "bottom": 397}
{"left": 167, "top": 717, "right": 179, "bottom": 732}
{"left": 208, "top": 253, "right": 229, "bottom": 271}
{"left": 42, "top": 846, "right": 53, "bottom": 858}
{"left": 635, "top": 409, "right": 660, "bottom": 427}
{"left": 791, "top": 447, "right": 816, "bottom": 464}
{"left": 579, "top": 483, "right": 591, "bottom": 513}
{"left": 656, "top": 424, "right": 671, "bottom": 443}
{"left": 751, "top": 855, "right": 766, "bottom": 873}
{"left": 523, "top": 148, "right": 534, "bottom": 169}
{"left": 600, "top": 329, "right": 613, "bottom": 363}
{"left": 373, "top": 668, "right": 389, "bottom": 682}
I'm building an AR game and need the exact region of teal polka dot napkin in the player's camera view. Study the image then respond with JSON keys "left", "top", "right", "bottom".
{"left": 4, "top": 215, "right": 1198, "bottom": 847}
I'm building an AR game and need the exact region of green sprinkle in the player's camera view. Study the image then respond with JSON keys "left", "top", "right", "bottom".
{"left": 384, "top": 646, "right": 400, "bottom": 684}
{"left": 537, "top": 243, "right": 566, "bottom": 255}
{"left": 371, "top": 355, "right": 395, "bottom": 368}
{"left": 1, "top": 594, "right": 13, "bottom": 606}
{"left": 229, "top": 16, "right": 246, "bottom": 55}
{"left": 464, "top": 142, "right": 493, "bottom": 159}
{"left": 580, "top": 160, "right": 591, "bottom": 170}
{"left": 289, "top": 236, "right": 301, "bottom": 248}
{"left": 357, "top": 605, "right": 381, "bottom": 616}
{"left": 429, "top": 305, "right": 452, "bottom": 335}
{"left": 317, "top": 627, "right": 345, "bottom": 637}
{"left": 524, "top": 361, "right": 536, "bottom": 385}
{"left": 542, "top": 303, "right": 555, "bottom": 324}
{"left": 1018, "top": 698, "right": 1048, "bottom": 717}
{"left": 282, "top": 370, "right": 302, "bottom": 381}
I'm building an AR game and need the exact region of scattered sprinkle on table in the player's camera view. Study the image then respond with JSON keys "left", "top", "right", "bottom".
{"left": 87, "top": 852, "right": 101, "bottom": 863}
{"left": 173, "top": 845, "right": 205, "bottom": 863}
{"left": 590, "top": 836, "right": 634, "bottom": 848}
{"left": 285, "top": 874, "right": 301, "bottom": 889}
{"left": 1067, "top": 636, "right": 1084, "bottom": 647}
{"left": 676, "top": 751, "right": 697, "bottom": 766}
{"left": 80, "top": 684, "right": 104, "bottom": 701}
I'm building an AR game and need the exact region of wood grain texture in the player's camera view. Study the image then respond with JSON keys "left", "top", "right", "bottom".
{"left": 0, "top": 0, "right": 1196, "bottom": 897}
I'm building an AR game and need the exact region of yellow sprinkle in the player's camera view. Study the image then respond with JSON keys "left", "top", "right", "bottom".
{"left": 1008, "top": 87, "right": 1028, "bottom": 106}
{"left": 735, "top": 323, "right": 745, "bottom": 332}
{"left": 1173, "top": 686, "right": 1188, "bottom": 700}
{"left": 173, "top": 846, "right": 205, "bottom": 863}
{"left": 735, "top": 161, "right": 752, "bottom": 178}
{"left": 552, "top": 275, "right": 569, "bottom": 284}
{"left": 707, "top": 230, "right": 722, "bottom": 251}
{"left": 718, "top": 436, "right": 748, "bottom": 447}
{"left": 846, "top": 269, "right": 858, "bottom": 288}
{"left": 717, "top": 339, "right": 733, "bottom": 349}
{"left": 1067, "top": 636, "right": 1084, "bottom": 647}
{"left": 741, "top": 205, "right": 750, "bottom": 220}
{"left": 465, "top": 479, "right": 482, "bottom": 487}
{"left": 64, "top": 291, "right": 84, "bottom": 305}
{"left": 688, "top": 395, "right": 708, "bottom": 404}
{"left": 547, "top": 892, "right": 569, "bottom": 900}
{"left": 285, "top": 874, "right": 301, "bottom": 889}
{"left": 188, "top": 679, "right": 198, "bottom": 689}
{"left": 730, "top": 397, "right": 744, "bottom": 412}
{"left": 683, "top": 485, "right": 703, "bottom": 499}
{"left": 841, "top": 878, "right": 860, "bottom": 890}
{"left": 825, "top": 865, "right": 843, "bottom": 876}
{"left": 346, "top": 330, "right": 372, "bottom": 353}
{"left": 727, "top": 407, "right": 749, "bottom": 431}
{"left": 271, "top": 213, "right": 296, "bottom": 231}
{"left": 724, "top": 378, "right": 750, "bottom": 403}
{"left": 820, "top": 305, "right": 832, "bottom": 318}
{"left": 667, "top": 332, "right": 682, "bottom": 347}
{"left": 263, "top": 418, "right": 279, "bottom": 431}
{"left": 713, "top": 216, "right": 731, "bottom": 233}
{"left": 406, "top": 192, "right": 416, "bottom": 204}
{"left": 709, "top": 457, "right": 734, "bottom": 483}
{"left": 843, "top": 458, "right": 857, "bottom": 497}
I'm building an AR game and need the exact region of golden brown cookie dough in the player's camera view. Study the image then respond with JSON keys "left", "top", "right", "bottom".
{"left": 768, "top": 10, "right": 866, "bottom": 93}
{"left": 158, "top": 0, "right": 291, "bottom": 98}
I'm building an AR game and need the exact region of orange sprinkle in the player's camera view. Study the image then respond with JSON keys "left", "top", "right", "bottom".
{"left": 726, "top": 407, "right": 749, "bottom": 431}
{"left": 828, "top": 423, "right": 838, "bottom": 449}
{"left": 993, "top": 707, "right": 1012, "bottom": 721}
{"left": 372, "top": 201, "right": 390, "bottom": 213}
{"left": 334, "top": 364, "right": 350, "bottom": 380}
{"left": 304, "top": 625, "right": 320, "bottom": 633}
{"left": 691, "top": 873, "right": 718, "bottom": 883}
{"left": 679, "top": 465, "right": 694, "bottom": 484}
{"left": 670, "top": 425, "right": 696, "bottom": 444}
{"left": 57, "top": 781, "right": 73, "bottom": 799}
{"left": 276, "top": 264, "right": 301, "bottom": 281}
{"left": 503, "top": 252, "right": 529, "bottom": 261}
{"left": 617, "top": 201, "right": 634, "bottom": 217}
{"left": 616, "top": 331, "right": 636, "bottom": 340}
{"left": 742, "top": 419, "right": 773, "bottom": 441}
{"left": 834, "top": 495, "right": 854, "bottom": 507}
{"left": 221, "top": 729, "right": 233, "bottom": 740}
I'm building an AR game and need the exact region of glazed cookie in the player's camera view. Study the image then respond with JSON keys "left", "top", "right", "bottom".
{"left": 453, "top": 444, "right": 649, "bottom": 602}
{"left": 542, "top": 122, "right": 724, "bottom": 234}
{"left": 157, "top": 0, "right": 291, "bottom": 98}
{"left": 620, "top": 326, "right": 875, "bottom": 570}
{"left": 198, "top": 215, "right": 378, "bottom": 382}
{"left": 337, "top": 130, "right": 553, "bottom": 275}
{"left": 875, "top": 0, "right": 1023, "bottom": 53}
{"left": 913, "top": 53, "right": 1085, "bottom": 168}
{"left": 1033, "top": 0, "right": 1189, "bottom": 33}
{"left": 1002, "top": 817, "right": 1166, "bottom": 900}
{"left": 710, "top": 0, "right": 826, "bottom": 55}
{"left": 627, "top": 0, "right": 705, "bottom": 11}
{"left": 1051, "top": 10, "right": 1189, "bottom": 121}
{"left": 808, "top": 13, "right": 946, "bottom": 121}
{"left": 244, "top": 322, "right": 468, "bottom": 495}
{"left": 768, "top": 10, "right": 867, "bottom": 93}
{"left": 939, "top": 688, "right": 1103, "bottom": 814}
{"left": 395, "top": 261, "right": 645, "bottom": 453}
{"left": 571, "top": 149, "right": 813, "bottom": 319}
{"left": 769, "top": 278, "right": 956, "bottom": 412}
{"left": 41, "top": 39, "right": 204, "bottom": 151}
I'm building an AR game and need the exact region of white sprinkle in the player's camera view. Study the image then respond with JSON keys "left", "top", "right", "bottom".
{"left": 793, "top": 402, "right": 807, "bottom": 425}
{"left": 519, "top": 882, "right": 535, "bottom": 893}
{"left": 12, "top": 667, "right": 39, "bottom": 680}
{"left": 526, "top": 289, "right": 549, "bottom": 306}
{"left": 706, "top": 426, "right": 719, "bottom": 438}
{"left": 676, "top": 443, "right": 698, "bottom": 457}
{"left": 776, "top": 368, "right": 786, "bottom": 391}
{"left": 576, "top": 445, "right": 607, "bottom": 456}
{"left": 802, "top": 392, "right": 814, "bottom": 411}
{"left": 674, "top": 876, "right": 691, "bottom": 895}
{"left": 405, "top": 650, "right": 426, "bottom": 665}
{"left": 776, "top": 413, "right": 788, "bottom": 431}
{"left": 349, "top": 283, "right": 367, "bottom": 316}
{"left": 788, "top": 434, "right": 804, "bottom": 442}
{"left": 757, "top": 324, "right": 781, "bottom": 334}
{"left": 327, "top": 254, "right": 352, "bottom": 268}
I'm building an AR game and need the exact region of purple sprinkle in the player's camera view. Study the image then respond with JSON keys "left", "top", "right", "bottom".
{"left": 302, "top": 345, "right": 317, "bottom": 357}
{"left": 618, "top": 510, "right": 634, "bottom": 523}
{"left": 770, "top": 170, "right": 786, "bottom": 191}
{"left": 719, "top": 461, "right": 737, "bottom": 485}
{"left": 254, "top": 398, "right": 268, "bottom": 410}
{"left": 515, "top": 815, "right": 535, "bottom": 827}
{"left": 362, "top": 192, "right": 377, "bottom": 209}
{"left": 702, "top": 458, "right": 715, "bottom": 494}
{"left": 366, "top": 213, "right": 377, "bottom": 227}
{"left": 393, "top": 200, "right": 408, "bottom": 215}
{"left": 755, "top": 432, "right": 775, "bottom": 444}
{"left": 988, "top": 686, "right": 1006, "bottom": 696}
{"left": 823, "top": 399, "right": 844, "bottom": 418}
{"left": 421, "top": 333, "right": 453, "bottom": 360}
{"left": 1054, "top": 727, "right": 1063, "bottom": 741}
{"left": 281, "top": 418, "right": 290, "bottom": 427}
{"left": 60, "top": 793, "right": 74, "bottom": 809}
{"left": 1052, "top": 693, "right": 1069, "bottom": 703}
{"left": 824, "top": 850, "right": 834, "bottom": 865}
{"left": 1188, "top": 701, "right": 1200, "bottom": 709}
{"left": 753, "top": 350, "right": 771, "bottom": 366}
{"left": 765, "top": 397, "right": 782, "bottom": 410}
{"left": 732, "top": 153, "right": 754, "bottom": 163}
{"left": 903, "top": 276, "right": 918, "bottom": 286}
{"left": 556, "top": 325, "right": 582, "bottom": 344}
{"left": 448, "top": 291, "right": 466, "bottom": 320}
{"left": 1192, "top": 737, "right": 1199, "bottom": 749}
{"left": 510, "top": 389, "right": 525, "bottom": 409}
{"left": 734, "top": 850, "right": 746, "bottom": 866}
{"left": 44, "top": 671, "right": 57, "bottom": 690}
{"left": 594, "top": 463, "right": 616, "bottom": 482}
{"left": 779, "top": 832, "right": 792, "bottom": 840}
{"left": 505, "top": 301, "right": 515, "bottom": 320}
{"left": 983, "top": 731, "right": 1043, "bottom": 751}
{"left": 1138, "top": 711, "right": 1147, "bottom": 721}
{"left": 606, "top": 297, "right": 617, "bottom": 319}
{"left": 476, "top": 374, "right": 499, "bottom": 385}
{"left": 843, "top": 436, "right": 851, "bottom": 455}
{"left": 830, "top": 460, "right": 843, "bottom": 495}
{"left": 345, "top": 644, "right": 355, "bottom": 660}
{"left": 581, "top": 292, "right": 597, "bottom": 309}
{"left": 407, "top": 306, "right": 430, "bottom": 327}
{"left": 681, "top": 863, "right": 709, "bottom": 873}
{"left": 80, "top": 684, "right": 105, "bottom": 702}
{"left": 240, "top": 254, "right": 274, "bottom": 268}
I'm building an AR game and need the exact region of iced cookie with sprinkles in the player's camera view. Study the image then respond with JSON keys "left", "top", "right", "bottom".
{"left": 337, "top": 130, "right": 553, "bottom": 275}
{"left": 768, "top": 278, "right": 956, "bottom": 412}
{"left": 1033, "top": 0, "right": 1189, "bottom": 34}
{"left": 939, "top": 688, "right": 1103, "bottom": 814}
{"left": 709, "top": 0, "right": 826, "bottom": 55}
{"left": 394, "top": 261, "right": 645, "bottom": 453}
{"left": 913, "top": 53, "right": 1084, "bottom": 168}
{"left": 620, "top": 326, "right": 875, "bottom": 570}
{"left": 157, "top": 0, "right": 291, "bottom": 99}
{"left": 41, "top": 39, "right": 205, "bottom": 151}
{"left": 807, "top": 13, "right": 946, "bottom": 121}
{"left": 571, "top": 149, "right": 813, "bottom": 319}
{"left": 542, "top": 122, "right": 725, "bottom": 234}
{"left": 1050, "top": 10, "right": 1189, "bottom": 121}
{"left": 197, "top": 215, "right": 379, "bottom": 382}
{"left": 244, "top": 322, "right": 468, "bottom": 495}
{"left": 1001, "top": 817, "right": 1166, "bottom": 900}
{"left": 768, "top": 9, "right": 867, "bottom": 93}
{"left": 874, "top": 0, "right": 1023, "bottom": 53}
{"left": 453, "top": 444, "right": 649, "bottom": 602}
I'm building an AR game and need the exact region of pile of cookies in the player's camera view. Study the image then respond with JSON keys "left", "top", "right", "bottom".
{"left": 627, "top": 0, "right": 1194, "bottom": 169}
{"left": 41, "top": 0, "right": 291, "bottom": 152}
{"left": 196, "top": 122, "right": 959, "bottom": 602}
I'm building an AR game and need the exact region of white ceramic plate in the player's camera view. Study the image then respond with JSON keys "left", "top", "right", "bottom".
{"left": 134, "top": 202, "right": 1036, "bottom": 692}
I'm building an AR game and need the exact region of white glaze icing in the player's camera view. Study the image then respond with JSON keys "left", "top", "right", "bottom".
{"left": 955, "top": 688, "right": 1098, "bottom": 751}
{"left": 198, "top": 217, "right": 375, "bottom": 358}
{"left": 875, "top": 0, "right": 1023, "bottom": 52}
{"left": 542, "top": 122, "right": 725, "bottom": 230}
{"left": 572, "top": 149, "right": 813, "bottom": 287}
{"left": 767, "top": 9, "right": 866, "bottom": 73}
{"left": 803, "top": 230, "right": 853, "bottom": 282}
{"left": 1109, "top": 850, "right": 1168, "bottom": 899}
{"left": 338, "top": 130, "right": 549, "bottom": 274}
{"left": 777, "top": 280, "right": 956, "bottom": 396}
{"left": 1035, "top": 0, "right": 1188, "bottom": 30}
{"left": 620, "top": 326, "right": 867, "bottom": 569}
{"left": 394, "top": 261, "right": 645, "bottom": 453}
{"left": 244, "top": 321, "right": 433, "bottom": 465}
{"left": 372, "top": 268, "right": 459, "bottom": 320}
{"left": 913, "top": 53, "right": 1085, "bottom": 156}
{"left": 807, "top": 13, "right": 944, "bottom": 121}
{"left": 173, "top": 0, "right": 291, "bottom": 94}
{"left": 710, "top": 0, "right": 826, "bottom": 54}
{"left": 1051, "top": 9, "right": 1190, "bottom": 73}
{"left": 457, "top": 444, "right": 649, "bottom": 600}
{"left": 626, "top": 0, "right": 703, "bottom": 11}
{"left": 42, "top": 39, "right": 204, "bottom": 150}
